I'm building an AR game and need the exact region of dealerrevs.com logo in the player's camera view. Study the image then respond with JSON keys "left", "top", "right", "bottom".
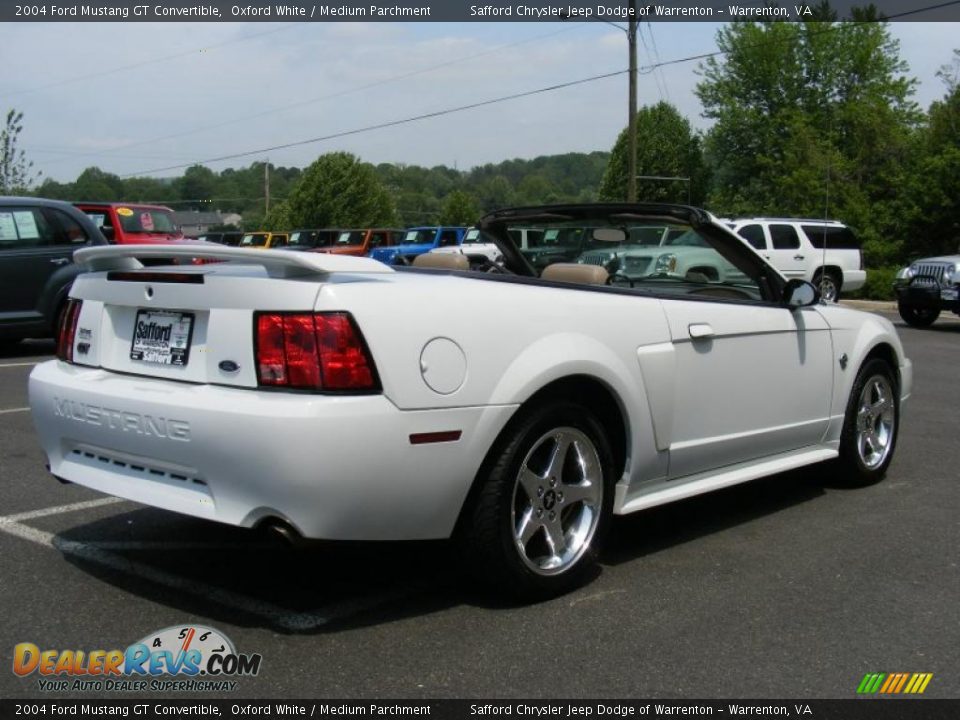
{"left": 13, "top": 625, "right": 261, "bottom": 693}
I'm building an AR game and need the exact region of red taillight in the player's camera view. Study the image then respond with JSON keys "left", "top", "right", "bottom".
{"left": 315, "top": 313, "right": 376, "bottom": 390}
{"left": 56, "top": 299, "right": 82, "bottom": 363}
{"left": 254, "top": 312, "right": 378, "bottom": 392}
{"left": 256, "top": 314, "right": 287, "bottom": 385}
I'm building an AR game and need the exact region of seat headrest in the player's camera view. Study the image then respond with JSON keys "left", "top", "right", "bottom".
{"left": 540, "top": 263, "right": 609, "bottom": 285}
{"left": 412, "top": 252, "right": 470, "bottom": 270}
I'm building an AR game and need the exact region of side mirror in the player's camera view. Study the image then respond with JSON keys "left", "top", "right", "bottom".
{"left": 100, "top": 226, "right": 116, "bottom": 242}
{"left": 783, "top": 278, "right": 820, "bottom": 309}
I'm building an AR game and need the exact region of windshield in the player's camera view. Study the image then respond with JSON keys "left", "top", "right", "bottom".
{"left": 116, "top": 207, "right": 177, "bottom": 234}
{"left": 462, "top": 228, "right": 482, "bottom": 244}
{"left": 288, "top": 231, "right": 315, "bottom": 246}
{"left": 400, "top": 229, "right": 436, "bottom": 245}
{"left": 665, "top": 230, "right": 710, "bottom": 247}
{"left": 491, "top": 211, "right": 762, "bottom": 300}
{"left": 241, "top": 233, "right": 267, "bottom": 247}
{"left": 337, "top": 231, "right": 366, "bottom": 246}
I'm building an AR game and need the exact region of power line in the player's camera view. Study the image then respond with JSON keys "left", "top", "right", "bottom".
{"left": 121, "top": 68, "right": 630, "bottom": 177}
{"left": 36, "top": 24, "right": 589, "bottom": 168}
{"left": 69, "top": 0, "right": 960, "bottom": 179}
{"left": 4, "top": 23, "right": 300, "bottom": 98}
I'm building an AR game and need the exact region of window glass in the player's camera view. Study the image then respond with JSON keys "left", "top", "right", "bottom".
{"left": 462, "top": 228, "right": 482, "bottom": 244}
{"left": 801, "top": 225, "right": 860, "bottom": 250}
{"left": 241, "top": 233, "right": 267, "bottom": 247}
{"left": 736, "top": 224, "right": 766, "bottom": 250}
{"left": 438, "top": 230, "right": 459, "bottom": 247}
{"left": 0, "top": 208, "right": 54, "bottom": 248}
{"left": 401, "top": 229, "right": 434, "bottom": 245}
{"left": 769, "top": 224, "right": 800, "bottom": 250}
{"left": 502, "top": 217, "right": 763, "bottom": 302}
{"left": 116, "top": 207, "right": 177, "bottom": 234}
{"left": 49, "top": 209, "right": 90, "bottom": 246}
{"left": 336, "top": 231, "right": 365, "bottom": 246}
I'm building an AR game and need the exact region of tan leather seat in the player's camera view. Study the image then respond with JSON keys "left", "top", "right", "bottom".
{"left": 412, "top": 253, "right": 470, "bottom": 271}
{"left": 541, "top": 263, "right": 609, "bottom": 286}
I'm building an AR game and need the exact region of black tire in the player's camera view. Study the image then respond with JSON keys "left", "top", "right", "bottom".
{"left": 814, "top": 269, "right": 842, "bottom": 303}
{"left": 834, "top": 358, "right": 899, "bottom": 486}
{"left": 460, "top": 400, "right": 616, "bottom": 600}
{"left": 897, "top": 301, "right": 939, "bottom": 328}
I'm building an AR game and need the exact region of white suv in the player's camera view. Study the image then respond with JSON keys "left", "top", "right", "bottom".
{"left": 729, "top": 218, "right": 866, "bottom": 302}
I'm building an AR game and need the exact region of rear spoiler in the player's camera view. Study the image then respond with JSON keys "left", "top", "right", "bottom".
{"left": 73, "top": 244, "right": 395, "bottom": 279}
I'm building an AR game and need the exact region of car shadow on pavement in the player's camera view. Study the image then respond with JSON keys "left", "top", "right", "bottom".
{"left": 51, "top": 465, "right": 831, "bottom": 632}
{"left": 602, "top": 465, "right": 826, "bottom": 566}
{"left": 55, "top": 508, "right": 464, "bottom": 633}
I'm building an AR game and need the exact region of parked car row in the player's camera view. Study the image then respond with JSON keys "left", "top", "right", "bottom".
{"left": 1, "top": 194, "right": 896, "bottom": 348}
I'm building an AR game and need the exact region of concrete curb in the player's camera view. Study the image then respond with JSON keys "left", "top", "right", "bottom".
{"left": 840, "top": 299, "right": 896, "bottom": 312}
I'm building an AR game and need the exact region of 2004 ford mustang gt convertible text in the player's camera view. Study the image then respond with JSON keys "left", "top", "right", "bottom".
{"left": 30, "top": 204, "right": 912, "bottom": 597}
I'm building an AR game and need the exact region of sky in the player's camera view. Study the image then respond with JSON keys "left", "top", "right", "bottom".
{"left": 1, "top": 20, "right": 958, "bottom": 183}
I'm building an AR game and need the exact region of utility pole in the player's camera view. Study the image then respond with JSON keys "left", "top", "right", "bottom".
{"left": 264, "top": 158, "right": 270, "bottom": 215}
{"left": 627, "top": 2, "right": 638, "bottom": 202}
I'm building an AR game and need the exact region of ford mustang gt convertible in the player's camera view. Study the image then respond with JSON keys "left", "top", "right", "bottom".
{"left": 29, "top": 204, "right": 912, "bottom": 597}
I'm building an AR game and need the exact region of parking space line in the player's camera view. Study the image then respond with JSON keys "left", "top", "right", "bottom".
{"left": 0, "top": 407, "right": 30, "bottom": 415}
{"left": 0, "top": 497, "right": 124, "bottom": 524}
{"left": 0, "top": 362, "right": 39, "bottom": 368}
{"left": 0, "top": 519, "right": 330, "bottom": 632}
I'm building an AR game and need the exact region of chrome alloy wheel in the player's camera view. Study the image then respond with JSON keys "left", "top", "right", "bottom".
{"left": 855, "top": 374, "right": 896, "bottom": 470}
{"left": 510, "top": 427, "right": 604, "bottom": 576}
{"left": 819, "top": 274, "right": 839, "bottom": 303}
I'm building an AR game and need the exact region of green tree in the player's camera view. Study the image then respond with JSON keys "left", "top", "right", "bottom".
{"left": 0, "top": 109, "right": 40, "bottom": 194}
{"left": 73, "top": 167, "right": 123, "bottom": 201}
{"left": 284, "top": 152, "right": 396, "bottom": 228}
{"left": 438, "top": 190, "right": 480, "bottom": 226}
{"left": 177, "top": 165, "right": 217, "bottom": 209}
{"left": 476, "top": 175, "right": 515, "bottom": 213}
{"left": 901, "top": 48, "right": 960, "bottom": 258}
{"left": 696, "top": 15, "right": 920, "bottom": 262}
{"left": 598, "top": 102, "right": 707, "bottom": 203}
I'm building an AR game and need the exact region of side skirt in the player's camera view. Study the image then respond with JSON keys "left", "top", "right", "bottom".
{"left": 614, "top": 445, "right": 838, "bottom": 516}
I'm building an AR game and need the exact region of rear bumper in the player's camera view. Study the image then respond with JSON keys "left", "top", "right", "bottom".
{"left": 841, "top": 270, "right": 866, "bottom": 293}
{"left": 29, "top": 361, "right": 516, "bottom": 540}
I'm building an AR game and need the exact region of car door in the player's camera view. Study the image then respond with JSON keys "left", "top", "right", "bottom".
{"left": 766, "top": 223, "right": 807, "bottom": 279}
{"left": 0, "top": 206, "right": 71, "bottom": 325}
{"left": 650, "top": 234, "right": 834, "bottom": 479}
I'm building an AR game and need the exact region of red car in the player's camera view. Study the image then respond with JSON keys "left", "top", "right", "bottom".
{"left": 315, "top": 228, "right": 403, "bottom": 257}
{"left": 74, "top": 202, "right": 185, "bottom": 245}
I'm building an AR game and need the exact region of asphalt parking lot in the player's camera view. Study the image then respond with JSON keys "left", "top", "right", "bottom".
{"left": 1, "top": 313, "right": 958, "bottom": 700}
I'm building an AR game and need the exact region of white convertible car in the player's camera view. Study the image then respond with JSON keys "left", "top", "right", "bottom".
{"left": 29, "top": 204, "right": 911, "bottom": 597}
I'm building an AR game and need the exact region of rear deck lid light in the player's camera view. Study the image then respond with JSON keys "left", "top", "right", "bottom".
{"left": 56, "top": 299, "right": 82, "bottom": 363}
{"left": 254, "top": 311, "right": 379, "bottom": 392}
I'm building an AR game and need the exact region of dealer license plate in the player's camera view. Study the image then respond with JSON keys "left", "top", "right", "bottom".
{"left": 130, "top": 310, "right": 194, "bottom": 366}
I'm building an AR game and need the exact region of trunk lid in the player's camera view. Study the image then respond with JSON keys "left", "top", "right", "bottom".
{"left": 68, "top": 245, "right": 392, "bottom": 388}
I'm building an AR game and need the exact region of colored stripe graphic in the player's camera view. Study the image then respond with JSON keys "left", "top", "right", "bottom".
{"left": 857, "top": 672, "right": 932, "bottom": 694}
{"left": 857, "top": 673, "right": 886, "bottom": 694}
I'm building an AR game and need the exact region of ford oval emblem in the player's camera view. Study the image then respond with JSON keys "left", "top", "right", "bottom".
{"left": 218, "top": 360, "right": 240, "bottom": 373}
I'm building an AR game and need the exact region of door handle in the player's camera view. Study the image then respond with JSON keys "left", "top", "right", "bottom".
{"left": 49, "top": 258, "right": 70, "bottom": 266}
{"left": 794, "top": 254, "right": 805, "bottom": 261}
{"left": 688, "top": 323, "right": 715, "bottom": 339}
